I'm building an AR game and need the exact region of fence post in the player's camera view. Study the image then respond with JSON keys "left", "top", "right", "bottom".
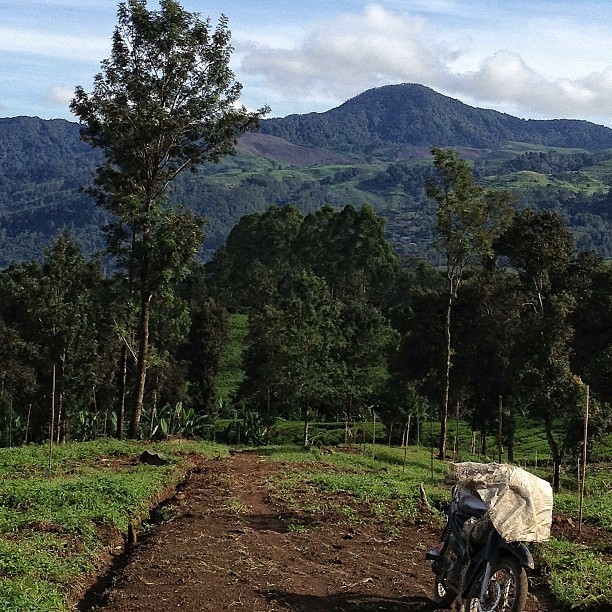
{"left": 579, "top": 385, "right": 590, "bottom": 535}
{"left": 498, "top": 395, "right": 503, "bottom": 464}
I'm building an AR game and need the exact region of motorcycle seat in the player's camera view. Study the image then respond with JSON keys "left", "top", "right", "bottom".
{"left": 457, "top": 489, "right": 488, "bottom": 518}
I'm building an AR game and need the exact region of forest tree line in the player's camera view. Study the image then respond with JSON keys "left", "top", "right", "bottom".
{"left": 0, "top": 196, "right": 611, "bottom": 486}
{"left": 0, "top": 0, "right": 611, "bottom": 496}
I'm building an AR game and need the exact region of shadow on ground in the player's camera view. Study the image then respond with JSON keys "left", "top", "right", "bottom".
{"left": 261, "top": 589, "right": 442, "bottom": 611}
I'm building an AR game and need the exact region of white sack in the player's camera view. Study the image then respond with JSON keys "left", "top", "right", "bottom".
{"left": 450, "top": 462, "right": 553, "bottom": 543}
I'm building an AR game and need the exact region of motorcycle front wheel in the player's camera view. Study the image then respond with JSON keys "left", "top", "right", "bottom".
{"left": 466, "top": 555, "right": 527, "bottom": 612}
{"left": 433, "top": 572, "right": 457, "bottom": 608}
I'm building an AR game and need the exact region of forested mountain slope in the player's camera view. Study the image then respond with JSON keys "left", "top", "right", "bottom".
{"left": 260, "top": 83, "right": 612, "bottom": 160}
{"left": 2, "top": 84, "right": 612, "bottom": 265}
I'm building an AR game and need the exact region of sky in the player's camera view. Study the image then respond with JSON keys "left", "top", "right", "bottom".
{"left": 3, "top": 0, "right": 612, "bottom": 127}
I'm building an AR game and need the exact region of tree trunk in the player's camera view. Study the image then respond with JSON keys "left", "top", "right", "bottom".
{"left": 57, "top": 351, "right": 66, "bottom": 444}
{"left": 439, "top": 292, "right": 453, "bottom": 460}
{"left": 48, "top": 363, "right": 56, "bottom": 473}
{"left": 406, "top": 414, "right": 412, "bottom": 446}
{"left": 130, "top": 290, "right": 152, "bottom": 439}
{"left": 507, "top": 404, "right": 516, "bottom": 463}
{"left": 454, "top": 401, "right": 460, "bottom": 460}
{"left": 497, "top": 395, "right": 503, "bottom": 463}
{"left": 544, "top": 416, "right": 562, "bottom": 492}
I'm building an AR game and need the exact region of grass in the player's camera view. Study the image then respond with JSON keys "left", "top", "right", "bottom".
{"left": 255, "top": 441, "right": 612, "bottom": 610}
{"left": 538, "top": 538, "right": 612, "bottom": 609}
{"left": 1, "top": 432, "right": 611, "bottom": 610}
{"left": 261, "top": 444, "right": 449, "bottom": 530}
{"left": 0, "top": 438, "right": 228, "bottom": 611}
{"left": 217, "top": 313, "right": 249, "bottom": 404}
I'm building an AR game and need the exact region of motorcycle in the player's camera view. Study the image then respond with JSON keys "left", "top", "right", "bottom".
{"left": 426, "top": 484, "right": 533, "bottom": 611}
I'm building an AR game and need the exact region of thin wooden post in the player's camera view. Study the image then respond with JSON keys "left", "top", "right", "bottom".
{"left": 372, "top": 411, "right": 376, "bottom": 460}
{"left": 48, "top": 363, "right": 56, "bottom": 476}
{"left": 25, "top": 403, "right": 31, "bottom": 444}
{"left": 430, "top": 409, "right": 434, "bottom": 482}
{"left": 454, "top": 401, "right": 460, "bottom": 461}
{"left": 579, "top": 385, "right": 590, "bottom": 535}
{"left": 8, "top": 398, "right": 12, "bottom": 447}
{"left": 406, "top": 414, "right": 411, "bottom": 447}
{"left": 498, "top": 395, "right": 503, "bottom": 464}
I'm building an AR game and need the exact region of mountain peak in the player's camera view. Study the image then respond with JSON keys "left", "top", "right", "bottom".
{"left": 261, "top": 84, "right": 612, "bottom": 161}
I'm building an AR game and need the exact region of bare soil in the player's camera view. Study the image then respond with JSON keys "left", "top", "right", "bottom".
{"left": 79, "top": 451, "right": 564, "bottom": 611}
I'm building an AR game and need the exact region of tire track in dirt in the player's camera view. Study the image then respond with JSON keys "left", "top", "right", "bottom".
{"left": 84, "top": 451, "right": 552, "bottom": 611}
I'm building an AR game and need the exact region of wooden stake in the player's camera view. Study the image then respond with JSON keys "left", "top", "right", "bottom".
{"left": 419, "top": 482, "right": 430, "bottom": 511}
{"left": 48, "top": 363, "right": 56, "bottom": 476}
{"left": 372, "top": 411, "right": 376, "bottom": 460}
{"left": 579, "top": 385, "right": 590, "bottom": 535}
{"left": 430, "top": 409, "right": 434, "bottom": 482}
{"left": 406, "top": 414, "right": 411, "bottom": 447}
{"left": 454, "top": 401, "right": 460, "bottom": 461}
{"left": 498, "top": 395, "right": 503, "bottom": 464}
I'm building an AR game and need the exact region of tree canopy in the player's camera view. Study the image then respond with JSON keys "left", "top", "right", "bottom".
{"left": 70, "top": 0, "right": 268, "bottom": 437}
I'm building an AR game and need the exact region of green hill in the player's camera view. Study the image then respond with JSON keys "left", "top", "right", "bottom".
{"left": 1, "top": 84, "right": 612, "bottom": 265}
{"left": 260, "top": 83, "right": 612, "bottom": 160}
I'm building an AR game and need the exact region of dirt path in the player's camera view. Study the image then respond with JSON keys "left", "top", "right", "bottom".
{"left": 83, "top": 452, "right": 553, "bottom": 611}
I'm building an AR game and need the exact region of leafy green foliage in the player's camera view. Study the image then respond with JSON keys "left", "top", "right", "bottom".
{"left": 263, "top": 443, "right": 449, "bottom": 527}
{"left": 538, "top": 538, "right": 612, "bottom": 609}
{"left": 70, "top": 0, "right": 268, "bottom": 437}
{"left": 426, "top": 147, "right": 514, "bottom": 459}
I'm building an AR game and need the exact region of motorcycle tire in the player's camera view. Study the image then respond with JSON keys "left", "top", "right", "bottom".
{"left": 465, "top": 554, "right": 528, "bottom": 612}
{"left": 433, "top": 573, "right": 457, "bottom": 609}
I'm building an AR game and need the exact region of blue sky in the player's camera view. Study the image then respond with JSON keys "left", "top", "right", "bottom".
{"left": 3, "top": 0, "right": 612, "bottom": 126}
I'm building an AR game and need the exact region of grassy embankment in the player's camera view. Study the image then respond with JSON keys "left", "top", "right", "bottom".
{"left": 0, "top": 438, "right": 228, "bottom": 611}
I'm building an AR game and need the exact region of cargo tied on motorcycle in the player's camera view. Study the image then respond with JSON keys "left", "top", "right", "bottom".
{"left": 449, "top": 462, "right": 554, "bottom": 543}
{"left": 427, "top": 462, "right": 553, "bottom": 612}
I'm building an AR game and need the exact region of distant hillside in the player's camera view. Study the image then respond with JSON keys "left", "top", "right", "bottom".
{"left": 0, "top": 117, "right": 105, "bottom": 263}
{"left": 261, "top": 84, "right": 612, "bottom": 161}
{"left": 236, "top": 132, "right": 354, "bottom": 165}
{"left": 1, "top": 84, "right": 612, "bottom": 266}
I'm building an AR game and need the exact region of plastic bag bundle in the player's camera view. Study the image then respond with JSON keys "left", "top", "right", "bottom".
{"left": 450, "top": 462, "right": 553, "bottom": 543}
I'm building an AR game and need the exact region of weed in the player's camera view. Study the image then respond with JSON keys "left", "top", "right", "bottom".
{"left": 538, "top": 538, "right": 612, "bottom": 608}
{"left": 228, "top": 498, "right": 248, "bottom": 513}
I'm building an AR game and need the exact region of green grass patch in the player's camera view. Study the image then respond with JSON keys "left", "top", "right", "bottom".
{"left": 261, "top": 444, "right": 449, "bottom": 529}
{"left": 256, "top": 442, "right": 612, "bottom": 609}
{"left": 538, "top": 538, "right": 612, "bottom": 609}
{"left": 1, "top": 435, "right": 610, "bottom": 610}
{"left": 0, "top": 438, "right": 227, "bottom": 611}
{"left": 217, "top": 313, "right": 249, "bottom": 403}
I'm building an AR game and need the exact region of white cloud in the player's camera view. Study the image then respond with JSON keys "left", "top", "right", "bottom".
{"left": 0, "top": 27, "right": 107, "bottom": 62}
{"left": 450, "top": 52, "right": 612, "bottom": 121}
{"left": 47, "top": 85, "right": 74, "bottom": 108}
{"left": 238, "top": 3, "right": 612, "bottom": 125}
{"left": 240, "top": 4, "right": 452, "bottom": 106}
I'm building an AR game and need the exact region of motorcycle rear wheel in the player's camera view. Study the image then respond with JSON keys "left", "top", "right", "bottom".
{"left": 466, "top": 555, "right": 527, "bottom": 612}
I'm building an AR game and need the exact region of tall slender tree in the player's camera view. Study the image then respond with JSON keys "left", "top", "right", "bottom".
{"left": 425, "top": 148, "right": 513, "bottom": 459}
{"left": 496, "top": 209, "right": 580, "bottom": 490}
{"left": 71, "top": 0, "right": 268, "bottom": 437}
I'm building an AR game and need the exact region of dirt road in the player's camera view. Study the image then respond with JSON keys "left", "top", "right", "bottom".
{"left": 81, "top": 452, "right": 553, "bottom": 611}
